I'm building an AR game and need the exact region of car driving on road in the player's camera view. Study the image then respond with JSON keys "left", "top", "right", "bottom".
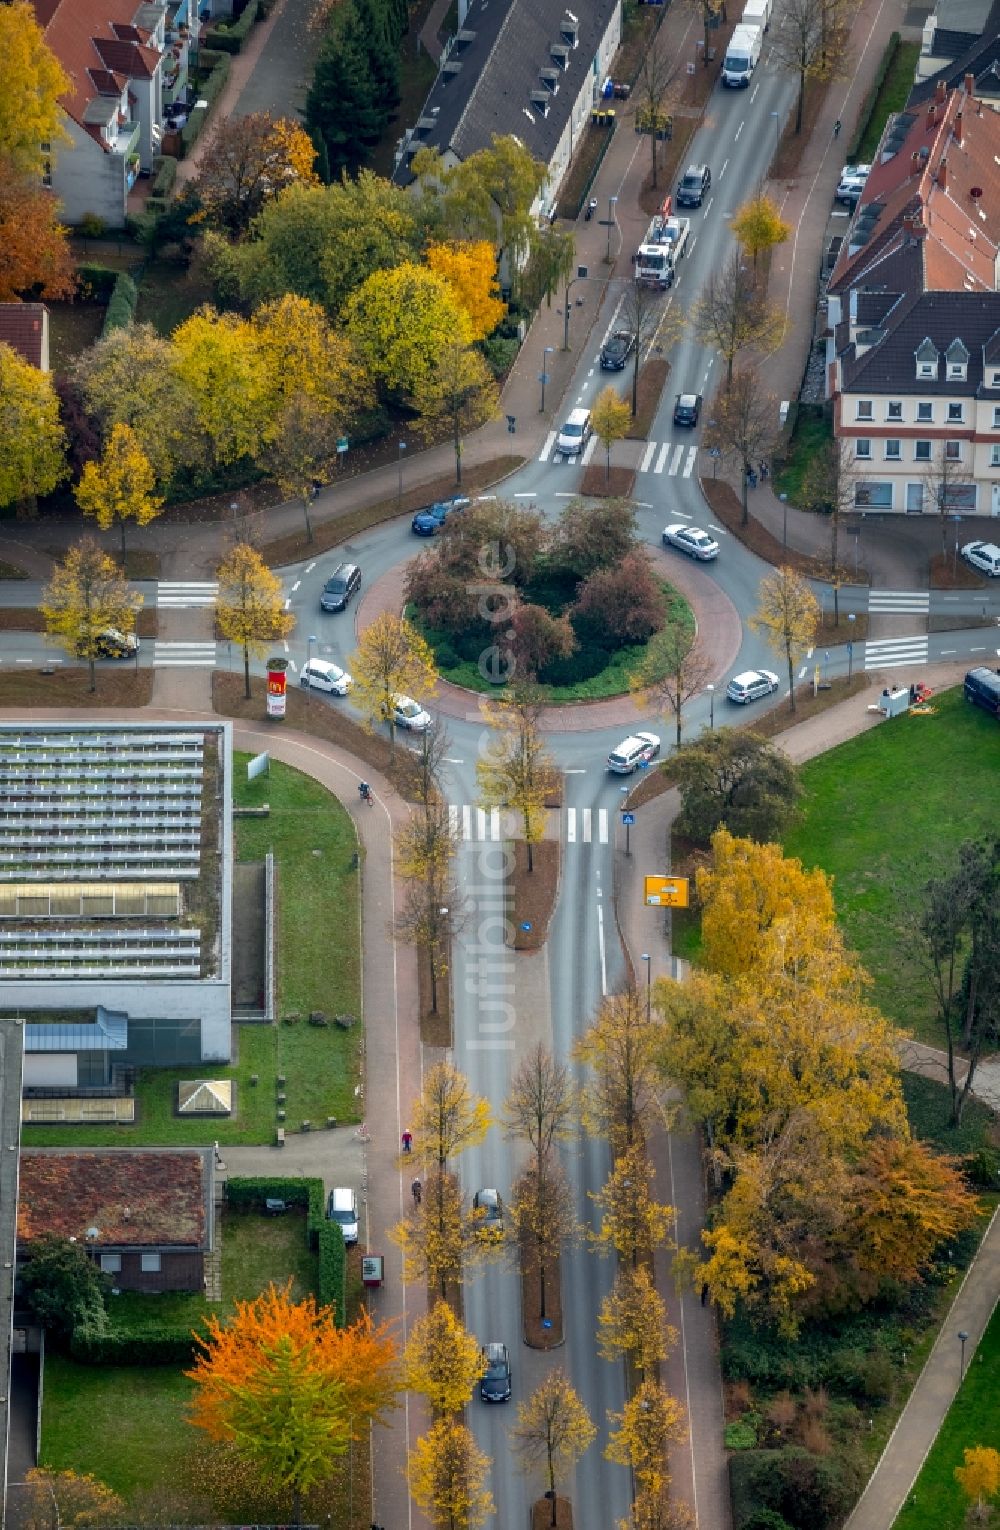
{"left": 600, "top": 329, "right": 635, "bottom": 370}
{"left": 673, "top": 393, "right": 702, "bottom": 427}
{"left": 607, "top": 732, "right": 661, "bottom": 774}
{"left": 392, "top": 695, "right": 432, "bottom": 732}
{"left": 961, "top": 539, "right": 1000, "bottom": 576}
{"left": 662, "top": 524, "right": 719, "bottom": 560}
{"left": 726, "top": 668, "right": 780, "bottom": 704}
{"left": 411, "top": 495, "right": 471, "bottom": 536}
{"left": 300, "top": 659, "right": 352, "bottom": 695}
{"left": 676, "top": 164, "right": 711, "bottom": 207}
{"left": 473, "top": 1188, "right": 504, "bottom": 1237}
{"left": 75, "top": 627, "right": 139, "bottom": 659}
{"left": 480, "top": 1342, "right": 511, "bottom": 1402}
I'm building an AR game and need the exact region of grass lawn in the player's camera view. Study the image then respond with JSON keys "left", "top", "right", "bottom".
{"left": 892, "top": 1302, "right": 1000, "bottom": 1530}
{"left": 783, "top": 686, "right": 1000, "bottom": 1044}
{"left": 23, "top": 757, "right": 362, "bottom": 1147}
{"left": 41, "top": 1212, "right": 318, "bottom": 1502}
{"left": 134, "top": 251, "right": 217, "bottom": 337}
{"left": 46, "top": 302, "right": 107, "bottom": 370}
{"left": 854, "top": 41, "right": 922, "bottom": 163}
{"left": 773, "top": 404, "right": 833, "bottom": 502}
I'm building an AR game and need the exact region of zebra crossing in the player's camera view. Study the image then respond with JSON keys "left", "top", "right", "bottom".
{"left": 153, "top": 641, "right": 220, "bottom": 668}
{"left": 867, "top": 590, "right": 930, "bottom": 615}
{"left": 538, "top": 433, "right": 698, "bottom": 477}
{"left": 449, "top": 804, "right": 610, "bottom": 844}
{"left": 156, "top": 581, "right": 219, "bottom": 608}
{"left": 863, "top": 635, "right": 929, "bottom": 670}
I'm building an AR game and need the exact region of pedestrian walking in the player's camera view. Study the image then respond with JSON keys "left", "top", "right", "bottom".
{"left": 411, "top": 1177, "right": 422, "bottom": 1205}
{"left": 833, "top": 118, "right": 842, "bottom": 137}
{"left": 759, "top": 459, "right": 769, "bottom": 481}
{"left": 701, "top": 1282, "right": 709, "bottom": 1307}
{"left": 401, "top": 1128, "right": 413, "bottom": 1153}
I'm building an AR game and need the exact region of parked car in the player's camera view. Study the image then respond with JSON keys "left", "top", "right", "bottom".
{"left": 319, "top": 563, "right": 361, "bottom": 612}
{"left": 473, "top": 1188, "right": 504, "bottom": 1236}
{"left": 480, "top": 1342, "right": 512, "bottom": 1402}
{"left": 676, "top": 164, "right": 711, "bottom": 207}
{"left": 600, "top": 329, "right": 635, "bottom": 370}
{"left": 326, "top": 1187, "right": 359, "bottom": 1246}
{"left": 75, "top": 627, "right": 139, "bottom": 659}
{"left": 607, "top": 732, "right": 661, "bottom": 774}
{"left": 300, "top": 659, "right": 352, "bottom": 695}
{"left": 411, "top": 495, "right": 471, "bottom": 536}
{"left": 662, "top": 524, "right": 719, "bottom": 560}
{"left": 961, "top": 540, "right": 1000, "bottom": 577}
{"left": 726, "top": 668, "right": 779, "bottom": 704}
{"left": 673, "top": 392, "right": 702, "bottom": 427}
{"left": 392, "top": 695, "right": 432, "bottom": 732}
{"left": 835, "top": 164, "right": 871, "bottom": 204}
{"left": 964, "top": 666, "right": 1000, "bottom": 715}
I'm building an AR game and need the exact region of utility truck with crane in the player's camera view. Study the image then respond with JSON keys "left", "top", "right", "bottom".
{"left": 634, "top": 196, "right": 690, "bottom": 289}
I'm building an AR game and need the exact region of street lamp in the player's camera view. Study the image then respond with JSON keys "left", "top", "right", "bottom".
{"left": 706, "top": 683, "right": 715, "bottom": 729}
{"left": 779, "top": 491, "right": 788, "bottom": 547}
{"left": 562, "top": 264, "right": 588, "bottom": 351}
{"left": 770, "top": 109, "right": 780, "bottom": 154}
{"left": 641, "top": 952, "right": 651, "bottom": 1021}
{"left": 397, "top": 441, "right": 407, "bottom": 511}
{"left": 230, "top": 500, "right": 239, "bottom": 534}
{"left": 847, "top": 613, "right": 855, "bottom": 682}
{"left": 959, "top": 1329, "right": 969, "bottom": 1381}
{"left": 539, "top": 346, "right": 555, "bottom": 413}
{"left": 607, "top": 195, "right": 618, "bottom": 262}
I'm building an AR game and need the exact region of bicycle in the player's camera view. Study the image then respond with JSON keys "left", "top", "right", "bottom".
{"left": 411, "top": 1178, "right": 422, "bottom": 1206}
{"left": 358, "top": 781, "right": 374, "bottom": 806}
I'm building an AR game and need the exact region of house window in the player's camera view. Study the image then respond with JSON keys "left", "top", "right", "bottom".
{"left": 991, "top": 444, "right": 1000, "bottom": 466}
{"left": 885, "top": 440, "right": 901, "bottom": 459}
{"left": 915, "top": 440, "right": 932, "bottom": 460}
{"left": 856, "top": 400, "right": 873, "bottom": 420}
{"left": 948, "top": 402, "right": 964, "bottom": 422}
{"left": 993, "top": 371, "right": 1000, "bottom": 387}
{"left": 140, "top": 1252, "right": 162, "bottom": 1273}
{"left": 42, "top": 159, "right": 51, "bottom": 188}
{"left": 855, "top": 482, "right": 893, "bottom": 508}
{"left": 945, "top": 439, "right": 962, "bottom": 460}
{"left": 948, "top": 363, "right": 966, "bottom": 378}
{"left": 906, "top": 483, "right": 924, "bottom": 513}
{"left": 917, "top": 402, "right": 933, "bottom": 422}
{"left": 918, "top": 363, "right": 935, "bottom": 377}
{"left": 855, "top": 439, "right": 872, "bottom": 459}
{"left": 886, "top": 401, "right": 903, "bottom": 420}
{"left": 100, "top": 1254, "right": 121, "bottom": 1273}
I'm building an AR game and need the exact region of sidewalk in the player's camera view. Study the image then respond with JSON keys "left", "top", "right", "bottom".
{"left": 615, "top": 659, "right": 981, "bottom": 1530}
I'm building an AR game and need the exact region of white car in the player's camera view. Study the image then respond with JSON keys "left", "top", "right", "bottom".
{"left": 393, "top": 695, "right": 432, "bottom": 732}
{"left": 662, "top": 524, "right": 720, "bottom": 561}
{"left": 300, "top": 659, "right": 352, "bottom": 694}
{"left": 961, "top": 540, "right": 1000, "bottom": 577}
{"left": 608, "top": 732, "right": 661, "bottom": 774}
{"left": 726, "top": 668, "right": 780, "bottom": 704}
{"left": 836, "top": 164, "right": 871, "bottom": 204}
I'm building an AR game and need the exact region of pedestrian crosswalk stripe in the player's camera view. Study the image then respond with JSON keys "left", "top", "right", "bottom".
{"left": 581, "top": 433, "right": 598, "bottom": 466}
{"left": 157, "top": 581, "right": 219, "bottom": 608}
{"left": 669, "top": 444, "right": 684, "bottom": 476}
{"left": 868, "top": 590, "right": 930, "bottom": 612}
{"left": 653, "top": 443, "right": 671, "bottom": 474}
{"left": 863, "top": 636, "right": 929, "bottom": 670}
{"left": 565, "top": 807, "right": 608, "bottom": 844}
{"left": 683, "top": 445, "right": 697, "bottom": 478}
{"left": 639, "top": 441, "right": 657, "bottom": 473}
{"left": 153, "top": 641, "right": 218, "bottom": 668}
{"left": 539, "top": 431, "right": 557, "bottom": 463}
{"left": 449, "top": 805, "right": 501, "bottom": 842}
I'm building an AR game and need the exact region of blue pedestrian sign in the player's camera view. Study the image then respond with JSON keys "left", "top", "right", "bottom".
{"left": 521, "top": 921, "right": 532, "bottom": 932}
{"left": 622, "top": 812, "right": 636, "bottom": 825}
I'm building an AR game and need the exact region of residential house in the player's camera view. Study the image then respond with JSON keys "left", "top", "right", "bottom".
{"left": 0, "top": 306, "right": 50, "bottom": 372}
{"left": 30, "top": 0, "right": 200, "bottom": 228}
{"left": 17, "top": 1148, "right": 213, "bottom": 1293}
{"left": 826, "top": 78, "right": 1000, "bottom": 516}
{"left": 393, "top": 0, "right": 622, "bottom": 239}
{"left": 915, "top": 0, "right": 998, "bottom": 84}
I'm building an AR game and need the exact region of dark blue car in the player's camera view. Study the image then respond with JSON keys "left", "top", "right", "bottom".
{"left": 410, "top": 495, "right": 471, "bottom": 535}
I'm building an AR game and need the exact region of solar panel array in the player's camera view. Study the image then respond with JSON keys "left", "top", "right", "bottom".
{"left": 0, "top": 731, "right": 206, "bottom": 881}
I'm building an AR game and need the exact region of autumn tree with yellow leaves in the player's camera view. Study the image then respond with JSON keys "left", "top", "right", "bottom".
{"left": 21, "top": 1468, "right": 125, "bottom": 1530}
{"left": 750, "top": 565, "right": 819, "bottom": 711}
{"left": 187, "top": 1285, "right": 398, "bottom": 1525}
{"left": 606, "top": 1378, "right": 686, "bottom": 1499}
{"left": 215, "top": 542, "right": 294, "bottom": 699}
{"left": 412, "top": 339, "right": 498, "bottom": 486}
{"left": 0, "top": 343, "right": 68, "bottom": 514}
{"left": 956, "top": 1445, "right": 1000, "bottom": 1521}
{"left": 477, "top": 683, "right": 558, "bottom": 872}
{"left": 590, "top": 1144, "right": 675, "bottom": 1270}
{"left": 404, "top": 1299, "right": 485, "bottom": 1416}
{"left": 426, "top": 241, "right": 506, "bottom": 341}
{"left": 408, "top": 1420, "right": 495, "bottom": 1530}
{"left": 512, "top": 1371, "right": 596, "bottom": 1526}
{"left": 730, "top": 193, "right": 791, "bottom": 272}
{"left": 73, "top": 324, "right": 197, "bottom": 489}
{"left": 598, "top": 1266, "right": 673, "bottom": 1379}
{"left": 41, "top": 538, "right": 138, "bottom": 694}
{"left": 394, "top": 799, "right": 460, "bottom": 1016}
{"left": 193, "top": 111, "right": 319, "bottom": 236}
{"left": 75, "top": 423, "right": 163, "bottom": 563}
{"left": 342, "top": 262, "right": 471, "bottom": 399}
{"left": 349, "top": 611, "right": 438, "bottom": 757}
{"left": 0, "top": 1, "right": 70, "bottom": 174}
{"left": 574, "top": 989, "right": 664, "bottom": 1155}
{"left": 172, "top": 309, "right": 271, "bottom": 471}
{"left": 411, "top": 1061, "right": 491, "bottom": 1172}
{"left": 392, "top": 1168, "right": 468, "bottom": 1299}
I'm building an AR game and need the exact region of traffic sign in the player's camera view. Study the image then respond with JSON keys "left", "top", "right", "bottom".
{"left": 644, "top": 875, "right": 689, "bottom": 908}
{"left": 336, "top": 437, "right": 349, "bottom": 453}
{"left": 622, "top": 812, "right": 635, "bottom": 825}
{"left": 539, "top": 373, "right": 550, "bottom": 385}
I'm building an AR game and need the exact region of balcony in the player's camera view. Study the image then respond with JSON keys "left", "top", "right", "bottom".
{"left": 163, "top": 52, "right": 189, "bottom": 105}
{"left": 110, "top": 117, "right": 141, "bottom": 158}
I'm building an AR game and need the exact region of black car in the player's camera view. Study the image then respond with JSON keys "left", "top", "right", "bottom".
{"left": 676, "top": 164, "right": 711, "bottom": 207}
{"left": 319, "top": 563, "right": 361, "bottom": 612}
{"left": 673, "top": 392, "right": 702, "bottom": 426}
{"left": 480, "top": 1342, "right": 511, "bottom": 1403}
{"left": 600, "top": 329, "right": 635, "bottom": 370}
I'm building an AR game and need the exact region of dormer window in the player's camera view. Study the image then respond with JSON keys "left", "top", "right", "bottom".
{"left": 540, "top": 67, "right": 560, "bottom": 94}
{"left": 993, "top": 371, "right": 1000, "bottom": 387}
{"left": 919, "top": 362, "right": 935, "bottom": 377}
{"left": 560, "top": 14, "right": 579, "bottom": 46}
{"left": 550, "top": 42, "right": 570, "bottom": 69}
{"left": 529, "top": 91, "right": 549, "bottom": 117}
{"left": 946, "top": 338, "right": 969, "bottom": 380}
{"left": 915, "top": 337, "right": 939, "bottom": 379}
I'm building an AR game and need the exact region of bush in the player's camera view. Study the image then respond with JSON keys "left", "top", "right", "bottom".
{"left": 78, "top": 211, "right": 108, "bottom": 240}
{"left": 537, "top": 639, "right": 611, "bottom": 687}
{"left": 180, "top": 106, "right": 208, "bottom": 155}
{"left": 731, "top": 1448, "right": 861, "bottom": 1530}
{"left": 151, "top": 154, "right": 178, "bottom": 200}
{"left": 726, "top": 1414, "right": 761, "bottom": 1450}
{"left": 741, "top": 1513, "right": 794, "bottom": 1530}
{"left": 349, "top": 405, "right": 392, "bottom": 446}
{"left": 76, "top": 264, "right": 118, "bottom": 300}
{"left": 828, "top": 1347, "right": 895, "bottom": 1402}
{"left": 847, "top": 32, "right": 899, "bottom": 160}
{"left": 203, "top": 1, "right": 257, "bottom": 52}
{"left": 481, "top": 335, "right": 519, "bottom": 378}
{"left": 201, "top": 51, "right": 232, "bottom": 103}
{"left": 70, "top": 1325, "right": 197, "bottom": 1365}
{"left": 963, "top": 1147, "right": 1000, "bottom": 1189}
{"left": 102, "top": 271, "right": 138, "bottom": 335}
{"left": 435, "top": 641, "right": 459, "bottom": 670}
{"left": 318, "top": 1223, "right": 346, "bottom": 1327}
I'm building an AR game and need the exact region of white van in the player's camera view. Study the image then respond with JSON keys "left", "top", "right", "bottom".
{"left": 327, "top": 1187, "right": 358, "bottom": 1245}
{"left": 741, "top": 0, "right": 771, "bottom": 30}
{"left": 557, "top": 407, "right": 592, "bottom": 456}
{"left": 722, "top": 23, "right": 762, "bottom": 86}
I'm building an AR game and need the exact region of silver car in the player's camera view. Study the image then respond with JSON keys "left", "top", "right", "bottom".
{"left": 726, "top": 668, "right": 780, "bottom": 704}
{"left": 662, "top": 524, "right": 720, "bottom": 561}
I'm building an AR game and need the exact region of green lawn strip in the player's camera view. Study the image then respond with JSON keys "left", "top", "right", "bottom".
{"left": 782, "top": 688, "right": 1000, "bottom": 1044}
{"left": 901, "top": 1074, "right": 996, "bottom": 1157}
{"left": 855, "top": 41, "right": 922, "bottom": 164}
{"left": 773, "top": 405, "right": 833, "bottom": 501}
{"left": 891, "top": 1302, "right": 1000, "bottom": 1530}
{"left": 22, "top": 757, "right": 362, "bottom": 1148}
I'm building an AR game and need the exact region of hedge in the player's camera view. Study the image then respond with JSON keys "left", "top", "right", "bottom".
{"left": 76, "top": 263, "right": 118, "bottom": 300}
{"left": 180, "top": 51, "right": 230, "bottom": 155}
{"left": 318, "top": 1223, "right": 347, "bottom": 1327}
{"left": 70, "top": 1325, "right": 198, "bottom": 1366}
{"left": 203, "top": 0, "right": 258, "bottom": 54}
{"left": 846, "top": 31, "right": 900, "bottom": 161}
{"left": 151, "top": 154, "right": 178, "bottom": 200}
{"left": 226, "top": 1177, "right": 346, "bottom": 1325}
{"left": 102, "top": 270, "right": 138, "bottom": 335}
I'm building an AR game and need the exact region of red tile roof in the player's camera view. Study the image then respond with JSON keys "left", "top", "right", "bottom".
{"left": 18, "top": 1150, "right": 208, "bottom": 1249}
{"left": 0, "top": 305, "right": 48, "bottom": 370}
{"left": 30, "top": 0, "right": 161, "bottom": 142}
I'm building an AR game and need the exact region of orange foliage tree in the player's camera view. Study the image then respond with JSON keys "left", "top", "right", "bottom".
{"left": 187, "top": 1284, "right": 400, "bottom": 1521}
{"left": 0, "top": 162, "right": 76, "bottom": 302}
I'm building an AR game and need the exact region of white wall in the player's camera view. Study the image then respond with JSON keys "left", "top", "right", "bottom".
{"left": 23, "top": 1054, "right": 78, "bottom": 1089}
{"left": 50, "top": 115, "right": 127, "bottom": 228}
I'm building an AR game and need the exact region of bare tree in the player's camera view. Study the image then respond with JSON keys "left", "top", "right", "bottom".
{"left": 768, "top": 0, "right": 837, "bottom": 134}
{"left": 621, "top": 277, "right": 682, "bottom": 417}
{"left": 693, "top": 252, "right": 783, "bottom": 388}
{"left": 634, "top": 27, "right": 676, "bottom": 188}
{"left": 503, "top": 1044, "right": 576, "bottom": 1183}
{"left": 799, "top": 436, "right": 860, "bottom": 613}
{"left": 703, "top": 369, "right": 780, "bottom": 525}
{"left": 923, "top": 444, "right": 972, "bottom": 561}
{"left": 630, "top": 624, "right": 714, "bottom": 747}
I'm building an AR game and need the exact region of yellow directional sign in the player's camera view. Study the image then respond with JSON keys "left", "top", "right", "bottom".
{"left": 644, "top": 875, "right": 689, "bottom": 908}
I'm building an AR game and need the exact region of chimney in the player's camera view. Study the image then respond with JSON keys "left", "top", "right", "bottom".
{"left": 913, "top": 217, "right": 928, "bottom": 239}
{"left": 911, "top": 150, "right": 921, "bottom": 171}
{"left": 965, "top": 72, "right": 975, "bottom": 95}
{"left": 938, "top": 157, "right": 948, "bottom": 190}
{"left": 954, "top": 112, "right": 963, "bottom": 144}
{"left": 927, "top": 103, "right": 937, "bottom": 130}
{"left": 936, "top": 79, "right": 947, "bottom": 104}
